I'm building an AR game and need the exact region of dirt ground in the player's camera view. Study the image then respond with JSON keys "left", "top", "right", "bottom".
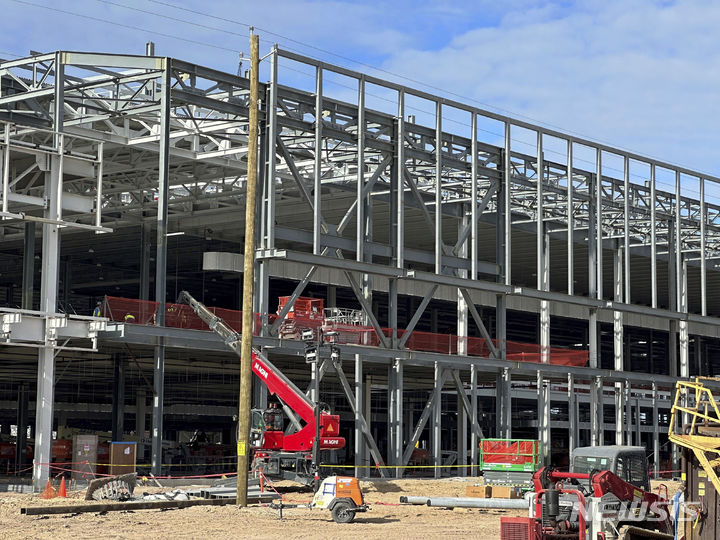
{"left": 0, "top": 478, "right": 683, "bottom": 539}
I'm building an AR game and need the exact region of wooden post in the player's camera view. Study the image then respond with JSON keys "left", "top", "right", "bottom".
{"left": 237, "top": 31, "right": 260, "bottom": 507}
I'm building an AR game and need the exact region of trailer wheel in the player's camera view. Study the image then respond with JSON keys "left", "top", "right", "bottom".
{"left": 331, "top": 501, "right": 356, "bottom": 524}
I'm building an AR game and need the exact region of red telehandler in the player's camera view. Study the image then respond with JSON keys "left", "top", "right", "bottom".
{"left": 177, "top": 291, "right": 345, "bottom": 484}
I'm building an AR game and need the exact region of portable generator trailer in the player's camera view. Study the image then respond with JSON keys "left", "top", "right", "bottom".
{"left": 270, "top": 475, "right": 369, "bottom": 523}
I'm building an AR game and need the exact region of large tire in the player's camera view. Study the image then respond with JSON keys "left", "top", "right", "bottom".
{"left": 331, "top": 501, "right": 356, "bottom": 524}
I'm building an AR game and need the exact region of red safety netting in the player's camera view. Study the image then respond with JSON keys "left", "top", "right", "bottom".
{"left": 103, "top": 296, "right": 266, "bottom": 335}
{"left": 102, "top": 296, "right": 588, "bottom": 367}
{"left": 480, "top": 439, "right": 540, "bottom": 465}
{"left": 102, "top": 296, "right": 158, "bottom": 325}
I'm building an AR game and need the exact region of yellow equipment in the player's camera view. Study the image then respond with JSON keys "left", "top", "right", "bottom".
{"left": 668, "top": 377, "right": 720, "bottom": 495}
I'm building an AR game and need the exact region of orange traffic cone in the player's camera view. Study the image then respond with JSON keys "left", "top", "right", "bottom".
{"left": 40, "top": 479, "right": 57, "bottom": 499}
{"left": 58, "top": 476, "right": 67, "bottom": 498}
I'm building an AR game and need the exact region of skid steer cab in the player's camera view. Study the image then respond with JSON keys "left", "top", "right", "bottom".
{"left": 311, "top": 476, "right": 368, "bottom": 523}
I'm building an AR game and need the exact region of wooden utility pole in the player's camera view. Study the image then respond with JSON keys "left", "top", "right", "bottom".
{"left": 237, "top": 30, "right": 259, "bottom": 507}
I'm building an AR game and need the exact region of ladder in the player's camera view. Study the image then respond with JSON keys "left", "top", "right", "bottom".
{"left": 669, "top": 377, "right": 720, "bottom": 494}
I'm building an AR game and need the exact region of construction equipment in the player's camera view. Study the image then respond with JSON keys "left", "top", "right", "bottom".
{"left": 669, "top": 377, "right": 720, "bottom": 539}
{"left": 480, "top": 438, "right": 541, "bottom": 491}
{"left": 272, "top": 475, "right": 368, "bottom": 523}
{"left": 177, "top": 291, "right": 345, "bottom": 484}
{"left": 501, "top": 445, "right": 674, "bottom": 540}
{"left": 669, "top": 377, "right": 720, "bottom": 495}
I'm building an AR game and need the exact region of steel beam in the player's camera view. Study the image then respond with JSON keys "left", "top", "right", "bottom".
{"left": 398, "top": 284, "right": 438, "bottom": 348}
{"left": 459, "top": 288, "right": 499, "bottom": 358}
{"left": 450, "top": 370, "right": 483, "bottom": 440}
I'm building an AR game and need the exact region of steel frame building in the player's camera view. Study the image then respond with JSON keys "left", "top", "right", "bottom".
{"left": 1, "top": 47, "right": 719, "bottom": 489}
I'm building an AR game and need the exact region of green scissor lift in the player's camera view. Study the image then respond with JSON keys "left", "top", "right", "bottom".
{"left": 479, "top": 438, "right": 541, "bottom": 491}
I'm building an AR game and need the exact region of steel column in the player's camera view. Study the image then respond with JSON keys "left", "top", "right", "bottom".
{"left": 470, "top": 364, "right": 478, "bottom": 472}
{"left": 679, "top": 259, "right": 689, "bottom": 379}
{"left": 354, "top": 354, "right": 365, "bottom": 477}
{"left": 135, "top": 389, "right": 146, "bottom": 460}
{"left": 595, "top": 149, "right": 603, "bottom": 300}
{"left": 16, "top": 383, "right": 28, "bottom": 473}
{"left": 264, "top": 46, "right": 278, "bottom": 254}
{"left": 139, "top": 223, "right": 152, "bottom": 301}
{"left": 22, "top": 222, "right": 35, "bottom": 310}
{"left": 623, "top": 156, "right": 631, "bottom": 304}
{"left": 497, "top": 368, "right": 511, "bottom": 439}
{"left": 395, "top": 90, "right": 405, "bottom": 269}
{"left": 151, "top": 60, "right": 171, "bottom": 476}
{"left": 537, "top": 372, "right": 550, "bottom": 465}
{"left": 313, "top": 66, "right": 322, "bottom": 255}
{"left": 652, "top": 383, "right": 659, "bottom": 479}
{"left": 433, "top": 362, "right": 442, "bottom": 479}
{"left": 567, "top": 140, "right": 574, "bottom": 295}
{"left": 33, "top": 161, "right": 61, "bottom": 491}
{"left": 634, "top": 396, "right": 641, "bottom": 447}
{"left": 31, "top": 53, "right": 65, "bottom": 492}
{"left": 613, "top": 244, "right": 625, "bottom": 446}
{"left": 503, "top": 121, "right": 512, "bottom": 285}
{"left": 435, "top": 101, "right": 442, "bottom": 274}
{"left": 700, "top": 177, "right": 707, "bottom": 316}
{"left": 650, "top": 164, "right": 657, "bottom": 308}
{"left": 111, "top": 354, "right": 126, "bottom": 441}
{"left": 624, "top": 382, "right": 632, "bottom": 446}
{"left": 568, "top": 375, "right": 577, "bottom": 453}
{"left": 458, "top": 384, "right": 467, "bottom": 477}
{"left": 591, "top": 376, "right": 603, "bottom": 446}
{"left": 540, "top": 232, "right": 550, "bottom": 365}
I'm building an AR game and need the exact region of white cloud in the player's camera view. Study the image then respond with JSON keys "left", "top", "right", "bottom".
{"left": 2, "top": 0, "right": 719, "bottom": 177}
{"left": 379, "top": 0, "right": 720, "bottom": 176}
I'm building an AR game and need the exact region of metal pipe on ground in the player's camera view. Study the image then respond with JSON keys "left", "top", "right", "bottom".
{"left": 399, "top": 496, "right": 431, "bottom": 505}
{"left": 400, "top": 495, "right": 530, "bottom": 510}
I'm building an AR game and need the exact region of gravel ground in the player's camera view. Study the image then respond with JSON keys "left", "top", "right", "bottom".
{"left": 0, "top": 478, "right": 683, "bottom": 539}
{"left": 0, "top": 477, "right": 523, "bottom": 539}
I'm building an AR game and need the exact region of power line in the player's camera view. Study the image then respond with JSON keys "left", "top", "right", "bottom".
{"left": 145, "top": 1, "right": 612, "bottom": 136}
{"left": 9, "top": 0, "right": 242, "bottom": 54}
{"left": 148, "top": 0, "right": 717, "bottom": 179}
{"left": 8, "top": 0, "right": 716, "bottom": 180}
{"left": 94, "top": 0, "right": 253, "bottom": 46}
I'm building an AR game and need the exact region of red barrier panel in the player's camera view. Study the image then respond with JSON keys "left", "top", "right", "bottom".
{"left": 103, "top": 296, "right": 588, "bottom": 367}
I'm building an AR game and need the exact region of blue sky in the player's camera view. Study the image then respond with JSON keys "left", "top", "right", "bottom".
{"left": 2, "top": 0, "right": 720, "bottom": 179}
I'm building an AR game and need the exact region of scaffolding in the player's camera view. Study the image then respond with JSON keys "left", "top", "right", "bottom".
{"left": 0, "top": 46, "right": 719, "bottom": 490}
